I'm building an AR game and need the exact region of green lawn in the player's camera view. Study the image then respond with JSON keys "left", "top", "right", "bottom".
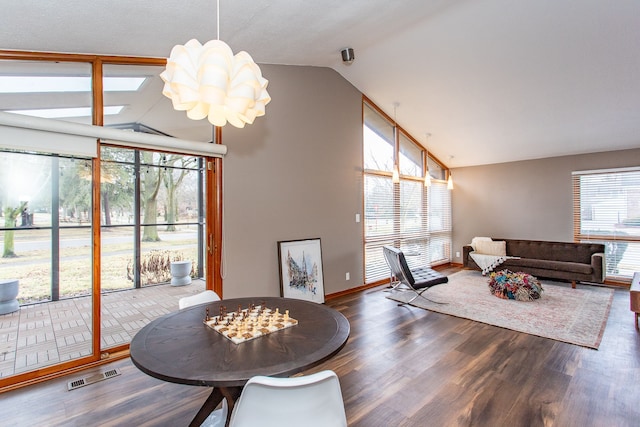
{"left": 0, "top": 226, "right": 200, "bottom": 303}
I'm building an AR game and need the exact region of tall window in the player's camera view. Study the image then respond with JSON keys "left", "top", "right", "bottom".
{"left": 573, "top": 167, "right": 640, "bottom": 281}
{"left": 363, "top": 100, "right": 451, "bottom": 284}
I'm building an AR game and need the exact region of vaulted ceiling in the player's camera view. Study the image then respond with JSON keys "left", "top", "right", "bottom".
{"left": 2, "top": 0, "right": 639, "bottom": 167}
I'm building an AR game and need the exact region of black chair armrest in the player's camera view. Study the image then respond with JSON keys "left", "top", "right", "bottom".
{"left": 591, "top": 252, "right": 605, "bottom": 283}
{"left": 462, "top": 245, "right": 474, "bottom": 268}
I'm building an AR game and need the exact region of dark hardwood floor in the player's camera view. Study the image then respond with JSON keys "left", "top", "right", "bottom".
{"left": 2, "top": 268, "right": 639, "bottom": 426}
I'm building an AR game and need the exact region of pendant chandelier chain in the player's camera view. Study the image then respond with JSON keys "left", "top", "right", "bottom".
{"left": 216, "top": 0, "right": 220, "bottom": 40}
{"left": 425, "top": 133, "right": 430, "bottom": 169}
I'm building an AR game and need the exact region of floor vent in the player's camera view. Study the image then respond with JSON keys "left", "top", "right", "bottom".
{"left": 67, "top": 368, "right": 121, "bottom": 391}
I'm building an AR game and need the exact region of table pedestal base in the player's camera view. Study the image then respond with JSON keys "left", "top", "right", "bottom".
{"left": 189, "top": 386, "right": 242, "bottom": 427}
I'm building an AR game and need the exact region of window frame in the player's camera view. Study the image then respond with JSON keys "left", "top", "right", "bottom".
{"left": 362, "top": 96, "right": 452, "bottom": 285}
{"left": 573, "top": 166, "right": 640, "bottom": 282}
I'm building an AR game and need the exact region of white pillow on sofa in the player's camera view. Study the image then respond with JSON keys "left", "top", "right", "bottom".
{"left": 475, "top": 239, "right": 507, "bottom": 256}
{"left": 470, "top": 236, "right": 492, "bottom": 250}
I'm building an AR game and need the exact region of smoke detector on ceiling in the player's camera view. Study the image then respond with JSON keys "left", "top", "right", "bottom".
{"left": 341, "top": 48, "right": 355, "bottom": 65}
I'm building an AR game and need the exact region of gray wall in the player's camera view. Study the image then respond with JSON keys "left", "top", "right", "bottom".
{"left": 451, "top": 148, "right": 640, "bottom": 263}
{"left": 221, "top": 64, "right": 364, "bottom": 298}
{"left": 217, "top": 62, "right": 640, "bottom": 295}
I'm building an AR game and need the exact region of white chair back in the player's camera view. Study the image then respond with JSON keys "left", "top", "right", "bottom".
{"left": 178, "top": 290, "right": 220, "bottom": 310}
{"left": 229, "top": 370, "right": 347, "bottom": 427}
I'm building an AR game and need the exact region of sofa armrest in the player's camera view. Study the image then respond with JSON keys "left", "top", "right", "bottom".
{"left": 591, "top": 252, "right": 606, "bottom": 283}
{"left": 463, "top": 245, "right": 473, "bottom": 268}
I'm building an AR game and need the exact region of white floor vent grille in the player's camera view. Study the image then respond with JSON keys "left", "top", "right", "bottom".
{"left": 67, "top": 368, "right": 121, "bottom": 391}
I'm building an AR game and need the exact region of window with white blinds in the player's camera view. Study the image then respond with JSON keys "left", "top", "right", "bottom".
{"left": 363, "top": 103, "right": 394, "bottom": 173}
{"left": 428, "top": 182, "right": 452, "bottom": 265}
{"left": 363, "top": 99, "right": 452, "bottom": 284}
{"left": 573, "top": 167, "right": 640, "bottom": 281}
{"left": 399, "top": 132, "right": 422, "bottom": 178}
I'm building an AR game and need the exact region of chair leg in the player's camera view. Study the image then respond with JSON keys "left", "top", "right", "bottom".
{"left": 395, "top": 286, "right": 428, "bottom": 306}
{"left": 384, "top": 274, "right": 403, "bottom": 291}
{"left": 385, "top": 280, "right": 404, "bottom": 292}
{"left": 402, "top": 288, "right": 427, "bottom": 305}
{"left": 396, "top": 286, "right": 447, "bottom": 306}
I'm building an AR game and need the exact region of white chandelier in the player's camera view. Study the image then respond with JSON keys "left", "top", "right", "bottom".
{"left": 160, "top": 1, "right": 271, "bottom": 128}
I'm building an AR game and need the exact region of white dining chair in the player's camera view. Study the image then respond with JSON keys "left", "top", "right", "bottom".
{"left": 178, "top": 290, "right": 220, "bottom": 310}
{"left": 228, "top": 370, "right": 347, "bottom": 427}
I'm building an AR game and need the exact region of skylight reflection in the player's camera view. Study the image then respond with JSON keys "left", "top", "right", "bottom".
{"left": 7, "top": 106, "right": 124, "bottom": 118}
{"left": 0, "top": 76, "right": 146, "bottom": 93}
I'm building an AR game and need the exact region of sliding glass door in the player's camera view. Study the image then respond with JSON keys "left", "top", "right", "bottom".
{"left": 0, "top": 54, "right": 222, "bottom": 389}
{"left": 99, "top": 145, "right": 206, "bottom": 351}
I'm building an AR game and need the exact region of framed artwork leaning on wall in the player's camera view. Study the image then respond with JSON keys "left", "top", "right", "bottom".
{"left": 277, "top": 238, "right": 325, "bottom": 303}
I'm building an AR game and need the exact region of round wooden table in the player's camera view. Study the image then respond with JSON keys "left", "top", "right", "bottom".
{"left": 130, "top": 297, "right": 350, "bottom": 426}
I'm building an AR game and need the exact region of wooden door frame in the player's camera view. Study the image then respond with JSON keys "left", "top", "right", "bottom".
{"left": 207, "top": 127, "right": 224, "bottom": 297}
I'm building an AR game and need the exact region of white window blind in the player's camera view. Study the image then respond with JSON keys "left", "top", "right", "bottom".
{"left": 0, "top": 111, "right": 97, "bottom": 157}
{"left": 0, "top": 111, "right": 227, "bottom": 158}
{"left": 363, "top": 103, "right": 394, "bottom": 173}
{"left": 572, "top": 167, "right": 640, "bottom": 280}
{"left": 399, "top": 179, "right": 429, "bottom": 269}
{"left": 428, "top": 182, "right": 452, "bottom": 265}
{"left": 364, "top": 174, "right": 396, "bottom": 282}
{"left": 399, "top": 132, "right": 422, "bottom": 178}
{"left": 363, "top": 175, "right": 452, "bottom": 283}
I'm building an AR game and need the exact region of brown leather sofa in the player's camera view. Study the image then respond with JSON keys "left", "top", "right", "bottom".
{"left": 463, "top": 238, "right": 606, "bottom": 288}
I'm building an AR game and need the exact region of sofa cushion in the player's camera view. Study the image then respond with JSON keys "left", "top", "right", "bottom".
{"left": 475, "top": 240, "right": 507, "bottom": 256}
{"left": 502, "top": 258, "right": 593, "bottom": 275}
{"left": 501, "top": 239, "right": 603, "bottom": 264}
{"left": 410, "top": 267, "right": 449, "bottom": 289}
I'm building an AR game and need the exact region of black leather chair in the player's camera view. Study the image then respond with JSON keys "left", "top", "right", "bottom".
{"left": 382, "top": 245, "right": 448, "bottom": 305}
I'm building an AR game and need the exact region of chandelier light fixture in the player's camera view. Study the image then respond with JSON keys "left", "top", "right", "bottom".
{"left": 447, "top": 156, "right": 454, "bottom": 190}
{"left": 392, "top": 102, "right": 400, "bottom": 183}
{"left": 392, "top": 164, "right": 400, "bottom": 183}
{"left": 160, "top": 0, "right": 271, "bottom": 128}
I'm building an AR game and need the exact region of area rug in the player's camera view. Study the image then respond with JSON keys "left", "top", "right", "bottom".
{"left": 386, "top": 270, "right": 614, "bottom": 349}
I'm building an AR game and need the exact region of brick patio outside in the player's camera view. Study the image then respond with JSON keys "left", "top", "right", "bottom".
{"left": 0, "top": 280, "right": 206, "bottom": 378}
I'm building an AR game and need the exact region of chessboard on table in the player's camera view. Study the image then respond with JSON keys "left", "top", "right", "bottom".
{"left": 203, "top": 304, "right": 298, "bottom": 344}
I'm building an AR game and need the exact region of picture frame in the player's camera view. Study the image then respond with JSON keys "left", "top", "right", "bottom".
{"left": 277, "top": 238, "right": 325, "bottom": 303}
